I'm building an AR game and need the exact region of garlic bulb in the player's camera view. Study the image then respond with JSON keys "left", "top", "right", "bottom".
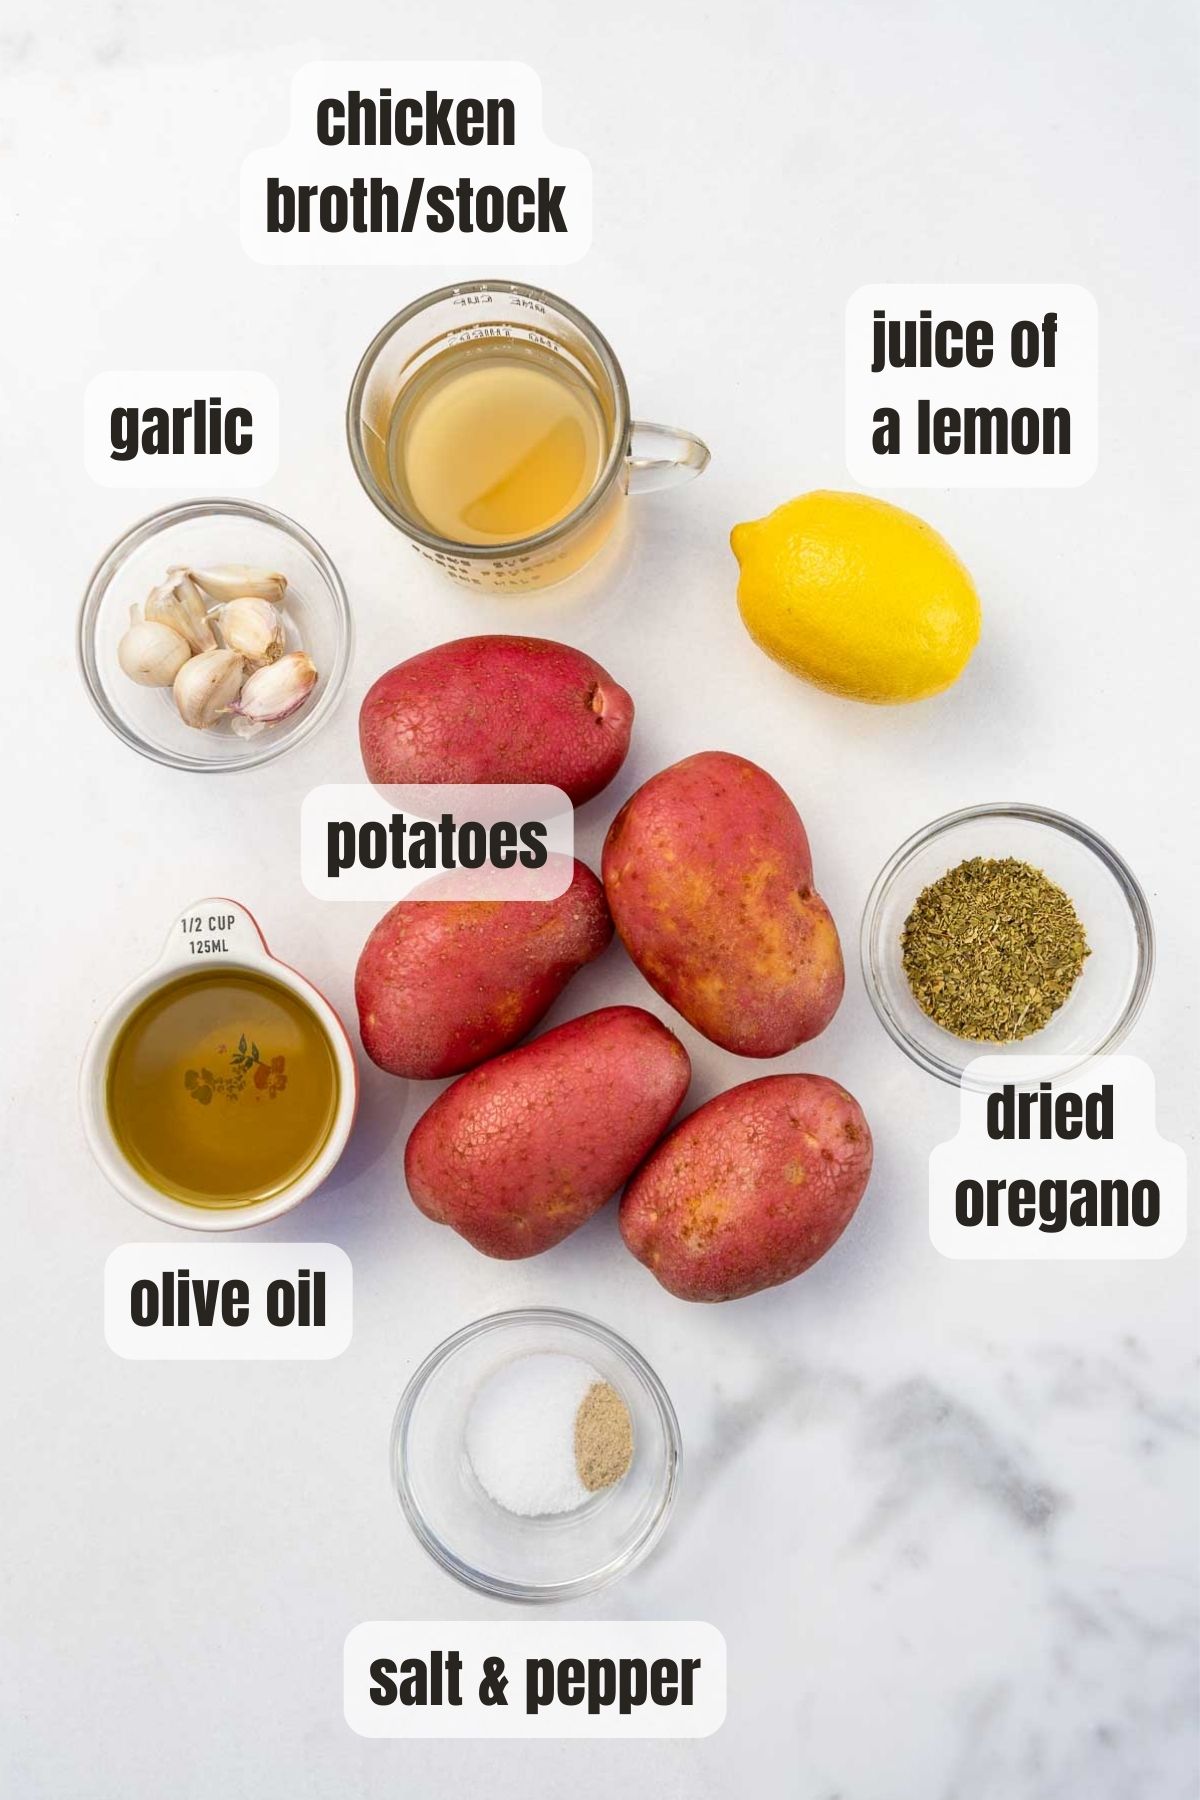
{"left": 217, "top": 597, "right": 284, "bottom": 665}
{"left": 117, "top": 610, "right": 192, "bottom": 686}
{"left": 173, "top": 647, "right": 246, "bottom": 729}
{"left": 229, "top": 651, "right": 317, "bottom": 737}
{"left": 188, "top": 564, "right": 287, "bottom": 606}
{"left": 146, "top": 571, "right": 216, "bottom": 653}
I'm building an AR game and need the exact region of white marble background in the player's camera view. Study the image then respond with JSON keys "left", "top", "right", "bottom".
{"left": 1, "top": 2, "right": 1197, "bottom": 1795}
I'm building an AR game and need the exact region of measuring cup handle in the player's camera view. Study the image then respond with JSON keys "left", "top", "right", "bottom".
{"left": 626, "top": 420, "right": 711, "bottom": 495}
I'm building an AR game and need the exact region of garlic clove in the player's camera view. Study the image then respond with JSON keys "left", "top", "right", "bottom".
{"left": 173, "top": 647, "right": 246, "bottom": 729}
{"left": 228, "top": 651, "right": 317, "bottom": 736}
{"left": 118, "top": 618, "right": 192, "bottom": 687}
{"left": 146, "top": 571, "right": 217, "bottom": 653}
{"left": 187, "top": 564, "right": 287, "bottom": 606}
{"left": 216, "top": 597, "right": 285, "bottom": 665}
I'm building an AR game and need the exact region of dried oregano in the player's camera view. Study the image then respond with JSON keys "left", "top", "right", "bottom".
{"left": 901, "top": 856, "right": 1089, "bottom": 1041}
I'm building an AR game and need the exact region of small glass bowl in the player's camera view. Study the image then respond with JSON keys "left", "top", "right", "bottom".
{"left": 392, "top": 1308, "right": 680, "bottom": 1603}
{"left": 861, "top": 803, "right": 1154, "bottom": 1089}
{"left": 77, "top": 498, "right": 352, "bottom": 772}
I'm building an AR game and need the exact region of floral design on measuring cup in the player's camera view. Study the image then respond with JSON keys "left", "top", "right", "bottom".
{"left": 184, "top": 1036, "right": 289, "bottom": 1105}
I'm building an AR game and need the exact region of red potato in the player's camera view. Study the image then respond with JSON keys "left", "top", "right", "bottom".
{"left": 620, "top": 1073, "right": 872, "bottom": 1301}
{"left": 602, "top": 750, "right": 844, "bottom": 1055}
{"left": 405, "top": 1007, "right": 692, "bottom": 1259}
{"left": 355, "top": 859, "right": 612, "bottom": 1080}
{"left": 359, "top": 635, "right": 634, "bottom": 804}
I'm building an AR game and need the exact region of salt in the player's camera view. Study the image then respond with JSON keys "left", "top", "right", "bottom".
{"left": 465, "top": 1352, "right": 600, "bottom": 1517}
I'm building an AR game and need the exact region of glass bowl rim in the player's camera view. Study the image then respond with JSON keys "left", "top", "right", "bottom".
{"left": 76, "top": 496, "right": 353, "bottom": 773}
{"left": 390, "top": 1305, "right": 681, "bottom": 1604}
{"left": 859, "top": 801, "right": 1156, "bottom": 1088}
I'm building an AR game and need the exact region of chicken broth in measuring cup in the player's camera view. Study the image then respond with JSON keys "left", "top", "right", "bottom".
{"left": 386, "top": 338, "right": 609, "bottom": 547}
{"left": 348, "top": 281, "right": 709, "bottom": 590}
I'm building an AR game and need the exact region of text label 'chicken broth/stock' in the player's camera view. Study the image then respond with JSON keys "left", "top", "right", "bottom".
{"left": 260, "top": 86, "right": 573, "bottom": 237}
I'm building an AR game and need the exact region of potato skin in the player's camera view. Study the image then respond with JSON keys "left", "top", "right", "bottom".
{"left": 602, "top": 750, "right": 844, "bottom": 1055}
{"left": 355, "top": 859, "right": 612, "bottom": 1080}
{"left": 405, "top": 1007, "right": 692, "bottom": 1259}
{"left": 359, "top": 635, "right": 634, "bottom": 804}
{"left": 620, "top": 1074, "right": 872, "bottom": 1301}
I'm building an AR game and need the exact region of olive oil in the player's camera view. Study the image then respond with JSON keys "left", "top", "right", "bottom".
{"left": 386, "top": 340, "right": 608, "bottom": 546}
{"left": 106, "top": 969, "right": 340, "bottom": 1208}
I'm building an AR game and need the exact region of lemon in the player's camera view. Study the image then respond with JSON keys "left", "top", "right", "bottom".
{"left": 730, "top": 490, "right": 981, "bottom": 704}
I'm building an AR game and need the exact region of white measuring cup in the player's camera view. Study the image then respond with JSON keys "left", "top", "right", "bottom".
{"left": 80, "top": 898, "right": 358, "bottom": 1232}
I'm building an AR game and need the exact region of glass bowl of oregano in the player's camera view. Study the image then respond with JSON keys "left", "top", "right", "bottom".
{"left": 861, "top": 803, "right": 1154, "bottom": 1088}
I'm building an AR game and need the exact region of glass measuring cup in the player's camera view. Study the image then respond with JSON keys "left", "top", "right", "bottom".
{"left": 346, "top": 280, "right": 710, "bottom": 592}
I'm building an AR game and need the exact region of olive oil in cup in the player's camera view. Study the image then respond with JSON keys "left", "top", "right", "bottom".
{"left": 80, "top": 900, "right": 358, "bottom": 1230}
{"left": 106, "top": 969, "right": 340, "bottom": 1209}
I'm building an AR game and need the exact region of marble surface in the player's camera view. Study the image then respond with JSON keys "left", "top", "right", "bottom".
{"left": 1, "top": 2, "right": 1197, "bottom": 1795}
